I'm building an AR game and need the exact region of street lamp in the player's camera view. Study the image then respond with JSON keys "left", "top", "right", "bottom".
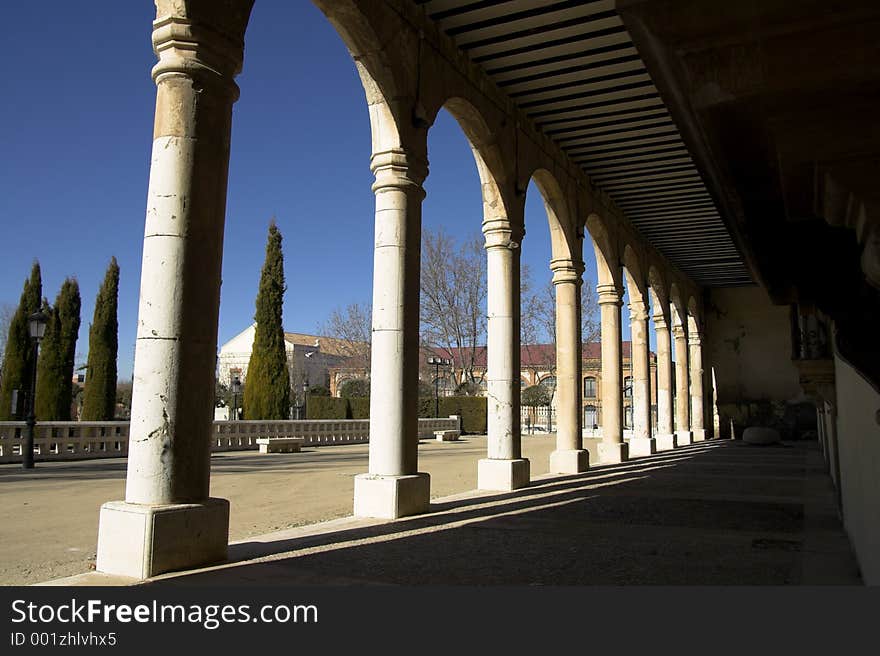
{"left": 427, "top": 356, "right": 451, "bottom": 418}
{"left": 230, "top": 375, "right": 241, "bottom": 421}
{"left": 302, "top": 378, "right": 309, "bottom": 420}
{"left": 23, "top": 310, "right": 48, "bottom": 469}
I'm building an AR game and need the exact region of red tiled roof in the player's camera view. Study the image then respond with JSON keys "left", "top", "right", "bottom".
{"left": 424, "top": 342, "right": 643, "bottom": 367}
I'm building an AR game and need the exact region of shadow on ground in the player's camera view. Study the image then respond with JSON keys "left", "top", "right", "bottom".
{"left": 150, "top": 440, "right": 861, "bottom": 586}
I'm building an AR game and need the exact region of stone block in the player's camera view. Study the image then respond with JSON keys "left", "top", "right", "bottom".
{"left": 96, "top": 498, "right": 229, "bottom": 579}
{"left": 256, "top": 437, "right": 304, "bottom": 453}
{"left": 353, "top": 472, "right": 430, "bottom": 519}
{"left": 597, "top": 442, "right": 629, "bottom": 464}
{"left": 743, "top": 426, "right": 781, "bottom": 445}
{"left": 434, "top": 429, "right": 461, "bottom": 442}
{"left": 549, "top": 449, "right": 589, "bottom": 474}
{"left": 675, "top": 431, "right": 693, "bottom": 447}
{"left": 655, "top": 434, "right": 675, "bottom": 451}
{"left": 692, "top": 429, "right": 707, "bottom": 442}
{"left": 477, "top": 458, "right": 530, "bottom": 491}
{"left": 628, "top": 437, "right": 657, "bottom": 457}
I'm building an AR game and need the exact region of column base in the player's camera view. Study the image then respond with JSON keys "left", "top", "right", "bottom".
{"left": 549, "top": 449, "right": 589, "bottom": 474}
{"left": 353, "top": 473, "right": 430, "bottom": 519}
{"left": 628, "top": 437, "right": 657, "bottom": 457}
{"left": 597, "top": 442, "right": 630, "bottom": 464}
{"left": 654, "top": 434, "right": 675, "bottom": 451}
{"left": 692, "top": 428, "right": 707, "bottom": 442}
{"left": 675, "top": 431, "right": 693, "bottom": 446}
{"left": 477, "top": 458, "right": 530, "bottom": 491}
{"left": 96, "top": 498, "right": 229, "bottom": 580}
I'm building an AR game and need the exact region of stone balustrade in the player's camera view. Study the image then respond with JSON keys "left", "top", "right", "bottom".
{"left": 0, "top": 415, "right": 461, "bottom": 464}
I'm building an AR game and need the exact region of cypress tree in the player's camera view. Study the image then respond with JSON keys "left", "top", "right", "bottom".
{"left": 35, "top": 278, "right": 81, "bottom": 420}
{"left": 243, "top": 221, "right": 290, "bottom": 419}
{"left": 0, "top": 263, "right": 42, "bottom": 420}
{"left": 81, "top": 258, "right": 119, "bottom": 421}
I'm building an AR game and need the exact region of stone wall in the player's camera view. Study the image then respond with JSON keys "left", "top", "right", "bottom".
{"left": 705, "top": 286, "right": 806, "bottom": 437}
{"left": 0, "top": 416, "right": 460, "bottom": 464}
{"left": 833, "top": 352, "right": 880, "bottom": 584}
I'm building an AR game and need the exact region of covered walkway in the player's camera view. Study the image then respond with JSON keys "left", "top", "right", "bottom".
{"left": 56, "top": 439, "right": 859, "bottom": 586}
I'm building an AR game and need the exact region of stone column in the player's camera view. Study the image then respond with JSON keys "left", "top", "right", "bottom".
{"left": 96, "top": 0, "right": 254, "bottom": 579}
{"left": 628, "top": 299, "right": 655, "bottom": 456}
{"left": 689, "top": 331, "right": 706, "bottom": 441}
{"left": 673, "top": 323, "right": 692, "bottom": 445}
{"left": 597, "top": 284, "right": 628, "bottom": 463}
{"left": 353, "top": 148, "right": 430, "bottom": 518}
{"left": 549, "top": 259, "right": 589, "bottom": 473}
{"left": 653, "top": 312, "right": 675, "bottom": 450}
{"left": 478, "top": 222, "right": 529, "bottom": 490}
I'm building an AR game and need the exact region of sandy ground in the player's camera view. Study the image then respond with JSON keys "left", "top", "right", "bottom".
{"left": 0, "top": 434, "right": 559, "bottom": 586}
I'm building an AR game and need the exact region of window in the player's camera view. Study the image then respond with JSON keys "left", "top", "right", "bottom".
{"left": 584, "top": 405, "right": 597, "bottom": 428}
{"left": 624, "top": 405, "right": 633, "bottom": 429}
{"left": 583, "top": 377, "right": 597, "bottom": 398}
{"left": 624, "top": 376, "right": 633, "bottom": 399}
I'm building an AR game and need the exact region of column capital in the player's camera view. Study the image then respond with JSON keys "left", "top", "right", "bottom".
{"left": 672, "top": 324, "right": 687, "bottom": 339}
{"left": 629, "top": 299, "right": 649, "bottom": 322}
{"left": 151, "top": 1, "right": 254, "bottom": 97}
{"left": 550, "top": 258, "right": 584, "bottom": 285}
{"left": 596, "top": 283, "right": 622, "bottom": 307}
{"left": 653, "top": 313, "right": 669, "bottom": 331}
{"left": 370, "top": 148, "right": 428, "bottom": 195}
{"left": 483, "top": 220, "right": 523, "bottom": 251}
{"left": 688, "top": 331, "right": 704, "bottom": 346}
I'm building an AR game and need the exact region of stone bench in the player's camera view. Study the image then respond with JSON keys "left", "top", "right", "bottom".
{"left": 256, "top": 437, "right": 304, "bottom": 454}
{"left": 434, "top": 429, "right": 461, "bottom": 442}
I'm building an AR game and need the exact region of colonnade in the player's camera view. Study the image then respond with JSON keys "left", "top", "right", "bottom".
{"left": 95, "top": 0, "right": 714, "bottom": 580}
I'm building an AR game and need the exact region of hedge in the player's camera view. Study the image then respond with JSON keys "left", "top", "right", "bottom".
{"left": 305, "top": 396, "right": 348, "bottom": 420}
{"left": 348, "top": 397, "right": 370, "bottom": 419}
{"left": 305, "top": 394, "right": 488, "bottom": 434}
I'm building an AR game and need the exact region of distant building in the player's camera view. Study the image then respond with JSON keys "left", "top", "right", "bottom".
{"left": 217, "top": 324, "right": 353, "bottom": 392}
{"left": 329, "top": 341, "right": 658, "bottom": 430}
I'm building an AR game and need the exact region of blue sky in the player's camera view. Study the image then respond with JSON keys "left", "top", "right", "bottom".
{"left": 0, "top": 1, "right": 639, "bottom": 381}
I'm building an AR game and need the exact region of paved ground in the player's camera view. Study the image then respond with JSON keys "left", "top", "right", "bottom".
{"left": 0, "top": 434, "right": 565, "bottom": 585}
{"left": 37, "top": 437, "right": 863, "bottom": 587}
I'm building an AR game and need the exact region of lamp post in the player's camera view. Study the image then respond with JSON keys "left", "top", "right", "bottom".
{"left": 427, "top": 356, "right": 451, "bottom": 418}
{"left": 23, "top": 310, "right": 48, "bottom": 469}
{"left": 302, "top": 378, "right": 309, "bottom": 420}
{"left": 230, "top": 375, "right": 241, "bottom": 421}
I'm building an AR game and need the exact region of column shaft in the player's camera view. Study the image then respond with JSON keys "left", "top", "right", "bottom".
{"left": 478, "top": 223, "right": 529, "bottom": 489}
{"left": 630, "top": 302, "right": 652, "bottom": 441}
{"left": 654, "top": 318, "right": 674, "bottom": 441}
{"left": 549, "top": 261, "right": 588, "bottom": 473}
{"left": 553, "top": 265, "right": 582, "bottom": 452}
{"left": 126, "top": 9, "right": 248, "bottom": 506}
{"left": 689, "top": 334, "right": 705, "bottom": 439}
{"left": 673, "top": 324, "right": 691, "bottom": 442}
{"left": 598, "top": 285, "right": 623, "bottom": 446}
{"left": 367, "top": 150, "right": 425, "bottom": 477}
{"left": 485, "top": 230, "right": 521, "bottom": 460}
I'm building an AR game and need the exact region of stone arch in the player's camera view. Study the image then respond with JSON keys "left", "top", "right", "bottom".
{"left": 586, "top": 213, "right": 620, "bottom": 291}
{"left": 669, "top": 282, "right": 687, "bottom": 329}
{"left": 440, "top": 97, "right": 513, "bottom": 233}
{"left": 529, "top": 169, "right": 578, "bottom": 264}
{"left": 311, "top": 1, "right": 420, "bottom": 159}
{"left": 647, "top": 265, "right": 669, "bottom": 321}
{"left": 622, "top": 244, "right": 648, "bottom": 307}
{"left": 687, "top": 296, "right": 702, "bottom": 335}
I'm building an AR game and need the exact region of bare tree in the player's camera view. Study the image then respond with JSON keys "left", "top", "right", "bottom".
{"left": 520, "top": 276, "right": 601, "bottom": 377}
{"left": 320, "top": 302, "right": 371, "bottom": 371}
{"left": 420, "top": 228, "right": 487, "bottom": 385}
